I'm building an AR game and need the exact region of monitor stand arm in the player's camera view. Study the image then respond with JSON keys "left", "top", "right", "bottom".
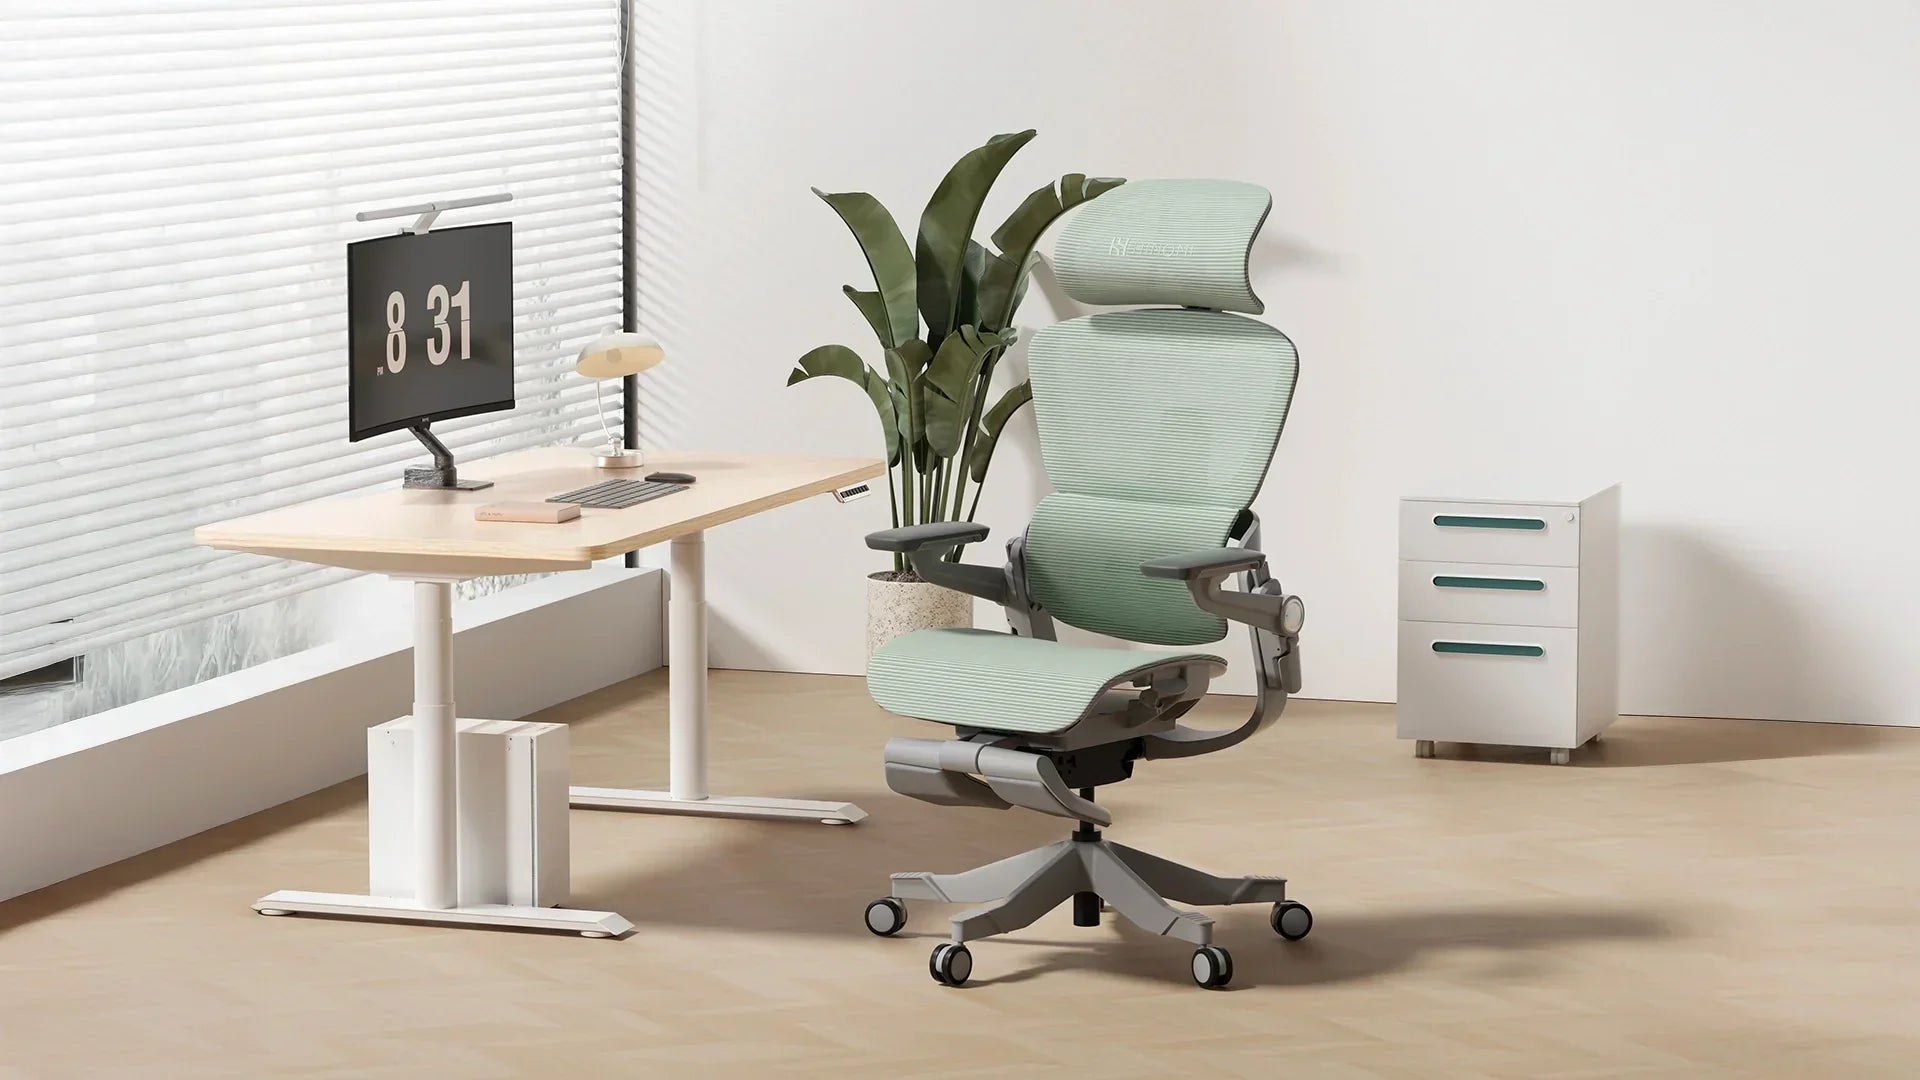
{"left": 402, "top": 423, "right": 494, "bottom": 491}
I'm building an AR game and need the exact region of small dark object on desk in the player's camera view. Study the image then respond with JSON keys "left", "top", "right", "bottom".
{"left": 645, "top": 471, "right": 695, "bottom": 484}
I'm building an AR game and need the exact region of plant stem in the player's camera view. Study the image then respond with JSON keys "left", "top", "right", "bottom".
{"left": 965, "top": 459, "right": 990, "bottom": 523}
{"left": 886, "top": 459, "right": 904, "bottom": 573}
{"left": 952, "top": 346, "right": 1001, "bottom": 523}
{"left": 900, "top": 441, "right": 915, "bottom": 530}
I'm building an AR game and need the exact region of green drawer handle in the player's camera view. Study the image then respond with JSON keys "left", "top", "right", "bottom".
{"left": 1433, "top": 514, "right": 1545, "bottom": 531}
{"left": 1432, "top": 575, "right": 1544, "bottom": 592}
{"left": 1432, "top": 641, "right": 1545, "bottom": 658}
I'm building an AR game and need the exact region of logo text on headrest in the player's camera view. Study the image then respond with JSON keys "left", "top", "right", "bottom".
{"left": 1108, "top": 238, "right": 1195, "bottom": 258}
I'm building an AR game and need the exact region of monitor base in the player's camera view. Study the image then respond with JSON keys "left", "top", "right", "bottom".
{"left": 403, "top": 469, "right": 494, "bottom": 491}
{"left": 401, "top": 422, "right": 493, "bottom": 491}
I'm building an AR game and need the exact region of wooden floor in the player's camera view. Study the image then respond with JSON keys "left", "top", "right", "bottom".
{"left": 4, "top": 671, "right": 1918, "bottom": 1078}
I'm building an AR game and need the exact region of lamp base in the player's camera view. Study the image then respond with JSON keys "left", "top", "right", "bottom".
{"left": 592, "top": 446, "right": 644, "bottom": 469}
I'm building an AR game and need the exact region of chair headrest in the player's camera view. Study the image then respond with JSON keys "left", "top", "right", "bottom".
{"left": 1052, "top": 179, "right": 1271, "bottom": 315}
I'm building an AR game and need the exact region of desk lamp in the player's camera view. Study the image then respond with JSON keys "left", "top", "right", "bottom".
{"left": 575, "top": 332, "right": 664, "bottom": 469}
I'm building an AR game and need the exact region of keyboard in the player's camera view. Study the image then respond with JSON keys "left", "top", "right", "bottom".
{"left": 546, "top": 479, "right": 689, "bottom": 509}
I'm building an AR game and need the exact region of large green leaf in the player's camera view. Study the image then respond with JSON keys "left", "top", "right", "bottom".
{"left": 921, "top": 329, "right": 996, "bottom": 457}
{"left": 889, "top": 382, "right": 910, "bottom": 466}
{"left": 915, "top": 130, "right": 1036, "bottom": 345}
{"left": 814, "top": 188, "right": 917, "bottom": 348}
{"left": 988, "top": 183, "right": 1064, "bottom": 260}
{"left": 923, "top": 326, "right": 996, "bottom": 403}
{"left": 974, "top": 250, "right": 1028, "bottom": 335}
{"left": 884, "top": 341, "right": 931, "bottom": 464}
{"left": 788, "top": 344, "right": 899, "bottom": 465}
{"left": 841, "top": 286, "right": 891, "bottom": 346}
{"left": 966, "top": 380, "right": 1032, "bottom": 481}
{"left": 890, "top": 336, "right": 932, "bottom": 379}
{"left": 979, "top": 174, "right": 1127, "bottom": 331}
{"left": 955, "top": 240, "right": 988, "bottom": 335}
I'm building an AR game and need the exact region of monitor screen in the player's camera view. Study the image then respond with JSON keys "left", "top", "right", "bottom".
{"left": 346, "top": 222, "right": 514, "bottom": 441}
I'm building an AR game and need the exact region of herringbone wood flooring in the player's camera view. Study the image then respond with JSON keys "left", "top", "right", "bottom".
{"left": 3, "top": 670, "right": 1917, "bottom": 1078}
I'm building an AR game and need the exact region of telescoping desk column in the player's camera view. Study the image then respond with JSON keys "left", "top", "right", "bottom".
{"left": 194, "top": 447, "right": 883, "bottom": 936}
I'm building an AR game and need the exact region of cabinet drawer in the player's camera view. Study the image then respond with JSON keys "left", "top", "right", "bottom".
{"left": 1398, "top": 560, "right": 1578, "bottom": 628}
{"left": 1400, "top": 499, "right": 1581, "bottom": 567}
{"left": 1395, "top": 620, "right": 1578, "bottom": 747}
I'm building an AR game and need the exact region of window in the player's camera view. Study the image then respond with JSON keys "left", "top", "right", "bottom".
{"left": 0, "top": 1, "right": 624, "bottom": 734}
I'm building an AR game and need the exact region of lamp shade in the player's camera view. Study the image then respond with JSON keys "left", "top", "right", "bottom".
{"left": 575, "top": 332, "right": 665, "bottom": 380}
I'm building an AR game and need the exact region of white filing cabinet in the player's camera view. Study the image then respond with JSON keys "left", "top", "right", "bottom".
{"left": 1395, "top": 486, "right": 1620, "bottom": 764}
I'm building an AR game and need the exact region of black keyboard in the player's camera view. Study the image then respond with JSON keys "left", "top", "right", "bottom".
{"left": 546, "top": 479, "right": 689, "bottom": 509}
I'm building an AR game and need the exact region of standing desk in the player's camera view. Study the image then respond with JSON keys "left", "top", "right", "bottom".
{"left": 194, "top": 446, "right": 883, "bottom": 936}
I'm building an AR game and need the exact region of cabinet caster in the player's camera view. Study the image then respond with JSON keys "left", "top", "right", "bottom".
{"left": 864, "top": 897, "right": 906, "bottom": 937}
{"left": 1191, "top": 945, "right": 1233, "bottom": 988}
{"left": 256, "top": 908, "right": 291, "bottom": 917}
{"left": 1414, "top": 740, "right": 1436, "bottom": 759}
{"left": 930, "top": 942, "right": 972, "bottom": 987}
{"left": 1270, "top": 900, "right": 1312, "bottom": 941}
{"left": 580, "top": 930, "right": 613, "bottom": 939}
{"left": 1549, "top": 748, "right": 1571, "bottom": 765}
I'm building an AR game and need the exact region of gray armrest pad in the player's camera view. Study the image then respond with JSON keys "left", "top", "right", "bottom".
{"left": 866, "top": 521, "right": 991, "bottom": 553}
{"left": 1141, "top": 547, "right": 1266, "bottom": 580}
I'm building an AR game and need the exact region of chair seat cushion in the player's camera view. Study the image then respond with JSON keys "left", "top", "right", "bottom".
{"left": 867, "top": 628, "right": 1227, "bottom": 735}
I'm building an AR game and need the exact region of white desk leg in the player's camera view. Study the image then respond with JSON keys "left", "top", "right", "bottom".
{"left": 669, "top": 533, "right": 709, "bottom": 801}
{"left": 571, "top": 529, "right": 867, "bottom": 825}
{"left": 254, "top": 578, "right": 633, "bottom": 939}
{"left": 414, "top": 580, "right": 458, "bottom": 909}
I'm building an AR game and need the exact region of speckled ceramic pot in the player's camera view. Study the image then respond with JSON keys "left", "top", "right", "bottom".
{"left": 865, "top": 572, "right": 973, "bottom": 658}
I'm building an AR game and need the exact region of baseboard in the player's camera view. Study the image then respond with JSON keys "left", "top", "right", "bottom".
{"left": 0, "top": 567, "right": 662, "bottom": 903}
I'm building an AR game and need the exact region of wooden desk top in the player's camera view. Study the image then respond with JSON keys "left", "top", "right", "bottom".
{"left": 194, "top": 447, "right": 883, "bottom": 576}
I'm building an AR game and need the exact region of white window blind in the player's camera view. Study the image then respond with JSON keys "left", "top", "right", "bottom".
{"left": 0, "top": 1, "right": 624, "bottom": 682}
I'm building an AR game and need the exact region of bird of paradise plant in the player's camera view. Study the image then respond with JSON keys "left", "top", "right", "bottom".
{"left": 789, "top": 129, "right": 1123, "bottom": 573}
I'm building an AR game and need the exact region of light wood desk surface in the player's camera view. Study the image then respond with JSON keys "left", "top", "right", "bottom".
{"left": 194, "top": 447, "right": 883, "bottom": 576}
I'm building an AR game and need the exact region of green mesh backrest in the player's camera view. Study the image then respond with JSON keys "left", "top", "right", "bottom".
{"left": 1023, "top": 180, "right": 1296, "bottom": 647}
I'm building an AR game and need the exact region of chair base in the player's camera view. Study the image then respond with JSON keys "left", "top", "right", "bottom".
{"left": 887, "top": 836, "right": 1291, "bottom": 947}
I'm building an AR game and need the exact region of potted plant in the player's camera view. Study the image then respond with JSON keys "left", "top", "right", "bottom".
{"left": 788, "top": 129, "right": 1123, "bottom": 655}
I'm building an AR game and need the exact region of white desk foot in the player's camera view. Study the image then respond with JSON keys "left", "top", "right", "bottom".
{"left": 569, "top": 787, "right": 867, "bottom": 825}
{"left": 252, "top": 890, "right": 634, "bottom": 937}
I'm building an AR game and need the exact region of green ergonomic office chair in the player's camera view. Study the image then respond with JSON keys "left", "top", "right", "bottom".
{"left": 859, "top": 179, "right": 1308, "bottom": 989}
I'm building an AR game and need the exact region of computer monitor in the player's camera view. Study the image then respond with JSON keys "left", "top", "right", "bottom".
{"left": 347, "top": 222, "right": 514, "bottom": 488}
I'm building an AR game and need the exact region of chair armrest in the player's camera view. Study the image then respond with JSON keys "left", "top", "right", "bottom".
{"left": 865, "top": 521, "right": 990, "bottom": 553}
{"left": 1142, "top": 547, "right": 1302, "bottom": 638}
{"left": 1140, "top": 548, "right": 1266, "bottom": 580}
{"left": 866, "top": 522, "right": 1008, "bottom": 605}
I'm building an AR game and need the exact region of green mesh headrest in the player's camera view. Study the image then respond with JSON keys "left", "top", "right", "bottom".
{"left": 1052, "top": 179, "right": 1271, "bottom": 314}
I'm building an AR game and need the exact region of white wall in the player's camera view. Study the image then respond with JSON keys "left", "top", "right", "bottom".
{"left": 633, "top": 0, "right": 1920, "bottom": 725}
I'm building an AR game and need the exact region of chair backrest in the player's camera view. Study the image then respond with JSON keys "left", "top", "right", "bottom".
{"left": 1024, "top": 179, "right": 1298, "bottom": 646}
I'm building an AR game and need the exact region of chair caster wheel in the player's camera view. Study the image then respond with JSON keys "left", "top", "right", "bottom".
{"left": 864, "top": 897, "right": 906, "bottom": 937}
{"left": 1191, "top": 945, "right": 1233, "bottom": 988}
{"left": 1271, "top": 900, "right": 1312, "bottom": 941}
{"left": 930, "top": 942, "right": 972, "bottom": 987}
